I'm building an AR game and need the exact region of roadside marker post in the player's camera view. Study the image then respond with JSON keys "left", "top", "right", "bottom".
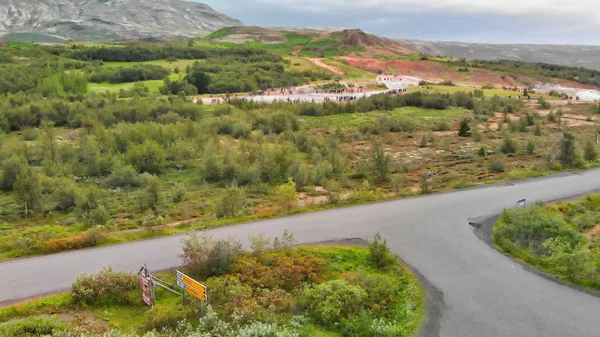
{"left": 515, "top": 198, "right": 527, "bottom": 226}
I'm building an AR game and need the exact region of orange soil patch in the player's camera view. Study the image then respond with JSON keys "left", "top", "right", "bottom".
{"left": 338, "top": 57, "right": 520, "bottom": 86}
{"left": 585, "top": 223, "right": 600, "bottom": 239}
{"left": 307, "top": 58, "right": 344, "bottom": 74}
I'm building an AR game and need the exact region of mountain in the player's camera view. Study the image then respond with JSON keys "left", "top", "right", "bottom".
{"left": 207, "top": 27, "right": 413, "bottom": 57}
{"left": 0, "top": 0, "right": 242, "bottom": 41}
{"left": 397, "top": 39, "right": 600, "bottom": 71}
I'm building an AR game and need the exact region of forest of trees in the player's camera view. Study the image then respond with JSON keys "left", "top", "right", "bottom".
{"left": 184, "top": 58, "right": 332, "bottom": 94}
{"left": 89, "top": 64, "right": 170, "bottom": 83}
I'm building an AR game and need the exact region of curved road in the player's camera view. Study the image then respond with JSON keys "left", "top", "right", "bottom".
{"left": 3, "top": 170, "right": 600, "bottom": 336}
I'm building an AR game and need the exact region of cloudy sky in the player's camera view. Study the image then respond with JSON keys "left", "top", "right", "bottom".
{"left": 200, "top": 0, "right": 600, "bottom": 45}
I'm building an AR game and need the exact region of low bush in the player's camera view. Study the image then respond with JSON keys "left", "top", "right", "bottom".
{"left": 180, "top": 233, "right": 243, "bottom": 278}
{"left": 71, "top": 266, "right": 138, "bottom": 306}
{"left": 488, "top": 159, "right": 506, "bottom": 173}
{"left": 368, "top": 233, "right": 396, "bottom": 270}
{"left": 303, "top": 279, "right": 367, "bottom": 326}
{"left": 143, "top": 305, "right": 190, "bottom": 332}
{"left": 45, "top": 230, "right": 103, "bottom": 253}
{"left": 500, "top": 136, "right": 518, "bottom": 154}
{"left": 0, "top": 316, "right": 68, "bottom": 337}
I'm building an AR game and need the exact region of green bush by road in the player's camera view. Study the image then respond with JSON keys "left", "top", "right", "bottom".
{"left": 494, "top": 195, "right": 600, "bottom": 291}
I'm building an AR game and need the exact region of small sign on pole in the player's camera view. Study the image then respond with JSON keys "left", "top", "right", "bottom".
{"left": 138, "top": 265, "right": 155, "bottom": 308}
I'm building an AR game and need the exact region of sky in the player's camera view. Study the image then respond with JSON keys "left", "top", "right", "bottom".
{"left": 199, "top": 0, "right": 600, "bottom": 45}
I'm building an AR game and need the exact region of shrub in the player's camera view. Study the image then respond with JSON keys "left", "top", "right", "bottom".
{"left": 538, "top": 97, "right": 551, "bottom": 109}
{"left": 526, "top": 140, "right": 536, "bottom": 155}
{"left": 71, "top": 266, "right": 137, "bottom": 306}
{"left": 457, "top": 118, "right": 471, "bottom": 137}
{"left": 76, "top": 189, "right": 110, "bottom": 228}
{"left": 368, "top": 233, "right": 396, "bottom": 270}
{"left": 143, "top": 305, "right": 190, "bottom": 332}
{"left": 171, "top": 183, "right": 187, "bottom": 203}
{"left": 370, "top": 318, "right": 408, "bottom": 337}
{"left": 500, "top": 136, "right": 518, "bottom": 154}
{"left": 557, "top": 132, "right": 582, "bottom": 168}
{"left": 0, "top": 155, "right": 27, "bottom": 191}
{"left": 0, "top": 316, "right": 68, "bottom": 337}
{"left": 125, "top": 141, "right": 166, "bottom": 174}
{"left": 215, "top": 184, "right": 246, "bottom": 218}
{"left": 340, "top": 311, "right": 374, "bottom": 337}
{"left": 303, "top": 280, "right": 367, "bottom": 326}
{"left": 345, "top": 272, "right": 403, "bottom": 314}
{"left": 488, "top": 159, "right": 506, "bottom": 173}
{"left": 543, "top": 238, "right": 596, "bottom": 283}
{"left": 274, "top": 178, "right": 300, "bottom": 211}
{"left": 494, "top": 206, "right": 582, "bottom": 254}
{"left": 45, "top": 230, "right": 103, "bottom": 253}
{"left": 371, "top": 141, "right": 391, "bottom": 182}
{"left": 584, "top": 140, "right": 597, "bottom": 162}
{"left": 478, "top": 147, "right": 487, "bottom": 158}
{"left": 104, "top": 164, "right": 143, "bottom": 189}
{"left": 181, "top": 233, "right": 243, "bottom": 278}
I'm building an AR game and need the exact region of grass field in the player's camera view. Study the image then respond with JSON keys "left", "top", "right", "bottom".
{"left": 103, "top": 59, "right": 205, "bottom": 70}
{"left": 88, "top": 80, "right": 164, "bottom": 93}
{"left": 300, "top": 106, "right": 469, "bottom": 131}
{"left": 409, "top": 84, "right": 546, "bottom": 99}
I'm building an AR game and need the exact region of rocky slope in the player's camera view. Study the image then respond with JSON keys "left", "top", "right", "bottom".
{"left": 0, "top": 0, "right": 242, "bottom": 41}
{"left": 398, "top": 39, "right": 600, "bottom": 71}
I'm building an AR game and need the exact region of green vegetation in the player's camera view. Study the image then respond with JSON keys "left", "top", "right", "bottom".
{"left": 89, "top": 64, "right": 170, "bottom": 83}
{"left": 448, "top": 58, "right": 600, "bottom": 88}
{"left": 0, "top": 39, "right": 599, "bottom": 262}
{"left": 0, "top": 236, "right": 425, "bottom": 337}
{"left": 204, "top": 27, "right": 235, "bottom": 40}
{"left": 494, "top": 195, "right": 600, "bottom": 291}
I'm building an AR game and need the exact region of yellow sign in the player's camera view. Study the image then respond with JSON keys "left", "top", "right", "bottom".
{"left": 176, "top": 271, "right": 207, "bottom": 302}
{"left": 183, "top": 275, "right": 206, "bottom": 294}
{"left": 186, "top": 284, "right": 207, "bottom": 301}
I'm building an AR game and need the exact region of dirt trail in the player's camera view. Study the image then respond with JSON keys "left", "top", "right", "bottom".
{"left": 307, "top": 58, "right": 344, "bottom": 75}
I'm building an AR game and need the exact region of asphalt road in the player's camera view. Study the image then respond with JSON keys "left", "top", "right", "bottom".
{"left": 3, "top": 170, "right": 600, "bottom": 336}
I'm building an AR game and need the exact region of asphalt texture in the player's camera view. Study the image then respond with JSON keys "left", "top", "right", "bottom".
{"left": 3, "top": 169, "right": 600, "bottom": 336}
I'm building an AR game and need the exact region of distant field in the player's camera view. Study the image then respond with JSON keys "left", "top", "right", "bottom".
{"left": 409, "top": 84, "right": 546, "bottom": 99}
{"left": 88, "top": 80, "right": 163, "bottom": 93}
{"left": 301, "top": 106, "right": 469, "bottom": 131}
{"left": 103, "top": 59, "right": 204, "bottom": 70}
{"left": 284, "top": 56, "right": 324, "bottom": 72}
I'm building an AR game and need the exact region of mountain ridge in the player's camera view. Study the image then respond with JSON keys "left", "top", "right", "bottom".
{"left": 0, "top": 0, "right": 242, "bottom": 41}
{"left": 397, "top": 38, "right": 600, "bottom": 70}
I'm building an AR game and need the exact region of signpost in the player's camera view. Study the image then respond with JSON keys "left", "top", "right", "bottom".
{"left": 176, "top": 270, "right": 207, "bottom": 314}
{"left": 136, "top": 266, "right": 206, "bottom": 311}
{"left": 176, "top": 271, "right": 207, "bottom": 301}
{"left": 138, "top": 265, "right": 155, "bottom": 308}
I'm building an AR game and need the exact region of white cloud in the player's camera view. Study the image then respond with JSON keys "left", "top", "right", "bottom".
{"left": 255, "top": 0, "right": 600, "bottom": 26}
